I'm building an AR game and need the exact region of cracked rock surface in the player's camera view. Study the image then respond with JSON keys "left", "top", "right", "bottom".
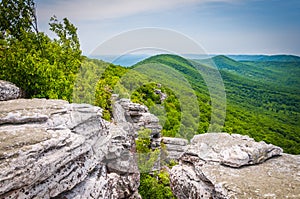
{"left": 169, "top": 133, "right": 300, "bottom": 199}
{"left": 0, "top": 98, "right": 140, "bottom": 199}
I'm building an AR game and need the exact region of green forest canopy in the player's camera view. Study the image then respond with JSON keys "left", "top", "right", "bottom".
{"left": 0, "top": 0, "right": 83, "bottom": 101}
{"left": 86, "top": 54, "right": 299, "bottom": 154}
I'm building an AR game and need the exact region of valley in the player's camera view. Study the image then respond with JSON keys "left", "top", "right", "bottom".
{"left": 77, "top": 54, "right": 300, "bottom": 154}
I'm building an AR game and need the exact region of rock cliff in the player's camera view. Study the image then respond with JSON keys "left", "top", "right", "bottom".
{"left": 169, "top": 133, "right": 300, "bottom": 199}
{"left": 0, "top": 98, "right": 140, "bottom": 199}
{"left": 1, "top": 83, "right": 299, "bottom": 199}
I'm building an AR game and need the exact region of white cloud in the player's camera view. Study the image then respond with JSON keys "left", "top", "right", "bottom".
{"left": 36, "top": 0, "right": 238, "bottom": 22}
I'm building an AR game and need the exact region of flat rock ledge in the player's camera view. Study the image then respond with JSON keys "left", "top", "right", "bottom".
{"left": 0, "top": 98, "right": 140, "bottom": 199}
{"left": 169, "top": 133, "right": 300, "bottom": 199}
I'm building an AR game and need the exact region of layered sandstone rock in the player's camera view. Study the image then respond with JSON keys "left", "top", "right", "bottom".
{"left": 169, "top": 133, "right": 300, "bottom": 199}
{"left": 112, "top": 98, "right": 162, "bottom": 150}
{"left": 0, "top": 99, "right": 140, "bottom": 199}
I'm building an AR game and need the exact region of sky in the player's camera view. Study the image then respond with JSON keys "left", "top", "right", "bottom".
{"left": 35, "top": 0, "right": 300, "bottom": 56}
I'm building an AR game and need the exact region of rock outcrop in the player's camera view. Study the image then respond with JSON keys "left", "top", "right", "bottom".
{"left": 161, "top": 137, "right": 188, "bottom": 160}
{"left": 188, "top": 133, "right": 283, "bottom": 168}
{"left": 112, "top": 98, "right": 162, "bottom": 150}
{"left": 169, "top": 133, "right": 300, "bottom": 199}
{"left": 0, "top": 80, "right": 23, "bottom": 101}
{"left": 0, "top": 98, "right": 140, "bottom": 199}
{"left": 112, "top": 98, "right": 163, "bottom": 172}
{"left": 154, "top": 89, "right": 167, "bottom": 102}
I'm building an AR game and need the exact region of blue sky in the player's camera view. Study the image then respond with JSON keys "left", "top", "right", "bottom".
{"left": 35, "top": 0, "right": 300, "bottom": 56}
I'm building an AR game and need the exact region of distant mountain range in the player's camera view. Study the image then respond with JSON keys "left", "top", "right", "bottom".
{"left": 85, "top": 53, "right": 300, "bottom": 154}
{"left": 227, "top": 54, "right": 300, "bottom": 62}
{"left": 91, "top": 54, "right": 300, "bottom": 67}
{"left": 135, "top": 54, "right": 300, "bottom": 154}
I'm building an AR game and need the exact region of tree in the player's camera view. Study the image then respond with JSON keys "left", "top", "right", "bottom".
{"left": 0, "top": 0, "right": 38, "bottom": 39}
{"left": 136, "top": 129, "right": 176, "bottom": 199}
{"left": 0, "top": 0, "right": 82, "bottom": 101}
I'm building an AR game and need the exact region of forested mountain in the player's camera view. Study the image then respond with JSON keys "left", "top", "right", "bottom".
{"left": 228, "top": 54, "right": 300, "bottom": 62}
{"left": 88, "top": 54, "right": 299, "bottom": 154}
{"left": 195, "top": 55, "right": 300, "bottom": 154}
{"left": 254, "top": 55, "right": 300, "bottom": 62}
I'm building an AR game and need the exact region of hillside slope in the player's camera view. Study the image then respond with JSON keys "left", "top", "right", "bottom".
{"left": 82, "top": 55, "right": 299, "bottom": 154}
{"left": 135, "top": 54, "right": 300, "bottom": 154}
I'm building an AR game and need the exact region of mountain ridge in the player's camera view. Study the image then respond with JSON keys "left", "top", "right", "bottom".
{"left": 130, "top": 54, "right": 300, "bottom": 154}
{"left": 227, "top": 54, "right": 300, "bottom": 62}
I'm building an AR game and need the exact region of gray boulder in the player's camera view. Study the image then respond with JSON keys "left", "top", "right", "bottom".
{"left": 189, "top": 133, "right": 282, "bottom": 167}
{"left": 0, "top": 80, "right": 23, "bottom": 101}
{"left": 154, "top": 89, "right": 167, "bottom": 102}
{"left": 169, "top": 133, "right": 300, "bottom": 199}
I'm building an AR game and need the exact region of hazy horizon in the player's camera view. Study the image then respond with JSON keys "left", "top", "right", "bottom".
{"left": 91, "top": 53, "right": 300, "bottom": 67}
{"left": 36, "top": 0, "right": 300, "bottom": 56}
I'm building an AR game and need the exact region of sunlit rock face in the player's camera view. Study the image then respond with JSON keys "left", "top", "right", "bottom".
{"left": 0, "top": 98, "right": 140, "bottom": 199}
{"left": 169, "top": 133, "right": 300, "bottom": 199}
